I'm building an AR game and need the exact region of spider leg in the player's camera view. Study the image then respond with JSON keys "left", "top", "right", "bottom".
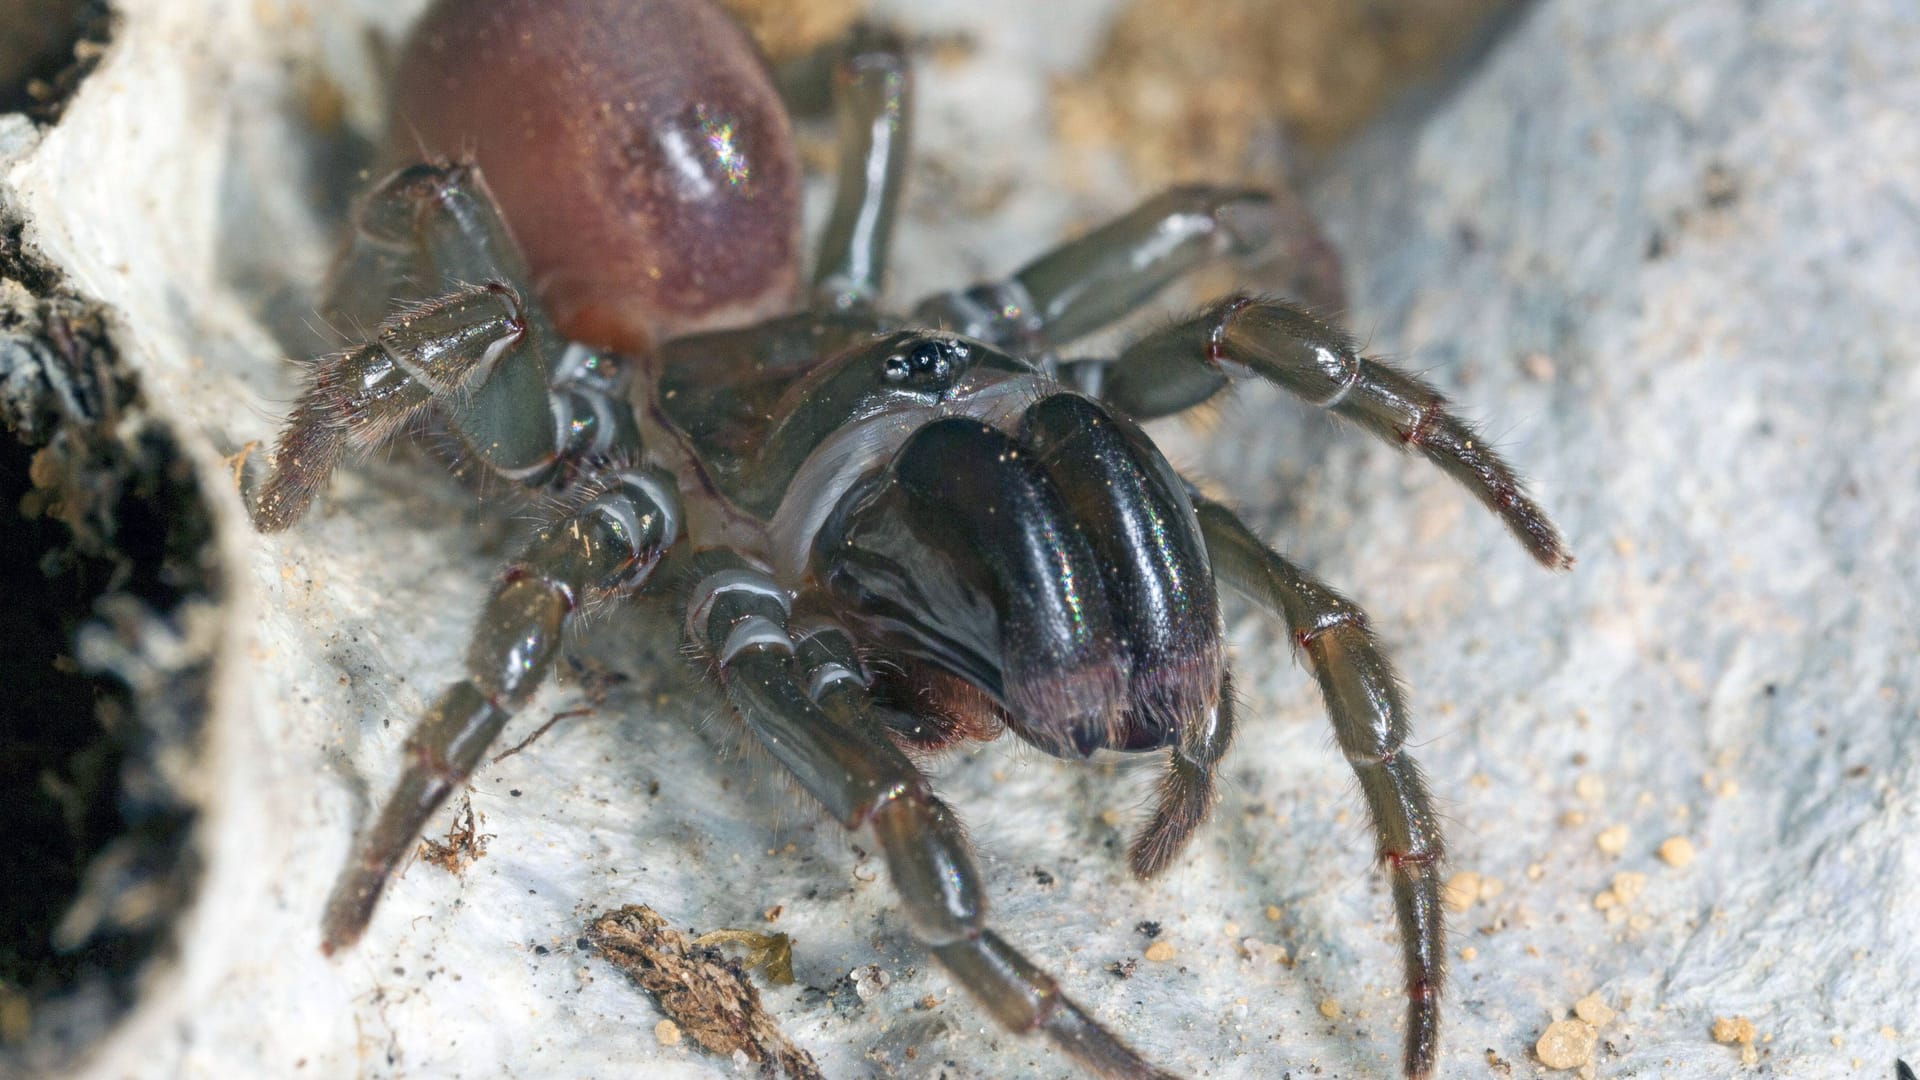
{"left": 259, "top": 165, "right": 646, "bottom": 530}
{"left": 1102, "top": 296, "right": 1573, "bottom": 569}
{"left": 319, "top": 467, "right": 680, "bottom": 952}
{"left": 317, "top": 161, "right": 648, "bottom": 495}
{"left": 322, "top": 161, "right": 568, "bottom": 480}
{"left": 913, "top": 186, "right": 1280, "bottom": 353}
{"left": 323, "top": 159, "right": 567, "bottom": 361}
{"left": 254, "top": 282, "right": 527, "bottom": 532}
{"left": 810, "top": 26, "right": 911, "bottom": 311}
{"left": 1127, "top": 670, "right": 1235, "bottom": 879}
{"left": 685, "top": 559, "right": 1178, "bottom": 1080}
{"left": 1191, "top": 495, "right": 1443, "bottom": 1080}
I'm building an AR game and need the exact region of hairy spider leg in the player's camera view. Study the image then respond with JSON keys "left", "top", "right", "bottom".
{"left": 258, "top": 162, "right": 643, "bottom": 530}
{"left": 1103, "top": 296, "right": 1573, "bottom": 569}
{"left": 253, "top": 282, "right": 527, "bottom": 532}
{"left": 1126, "top": 671, "right": 1236, "bottom": 879}
{"left": 321, "top": 161, "right": 564, "bottom": 479}
{"left": 811, "top": 25, "right": 911, "bottom": 311}
{"left": 685, "top": 557, "right": 1180, "bottom": 1080}
{"left": 319, "top": 468, "right": 681, "bottom": 952}
{"left": 1193, "top": 496, "right": 1444, "bottom": 1080}
{"left": 323, "top": 160, "right": 567, "bottom": 357}
{"left": 914, "top": 185, "right": 1282, "bottom": 355}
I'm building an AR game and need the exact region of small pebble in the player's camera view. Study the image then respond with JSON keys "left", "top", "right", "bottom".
{"left": 654, "top": 1019, "right": 682, "bottom": 1046}
{"left": 1574, "top": 774, "right": 1605, "bottom": 803}
{"left": 1712, "top": 1014, "right": 1761, "bottom": 1065}
{"left": 852, "top": 964, "right": 891, "bottom": 1000}
{"left": 1573, "top": 992, "right": 1615, "bottom": 1026}
{"left": 1658, "top": 835, "right": 1697, "bottom": 868}
{"left": 1442, "top": 871, "right": 1482, "bottom": 912}
{"left": 1318, "top": 997, "right": 1341, "bottom": 1020}
{"left": 1610, "top": 871, "right": 1647, "bottom": 904}
{"left": 1536, "top": 1019, "right": 1598, "bottom": 1069}
{"left": 1595, "top": 824, "right": 1630, "bottom": 855}
{"left": 1264, "top": 904, "right": 1281, "bottom": 922}
{"left": 1712, "top": 1015, "right": 1757, "bottom": 1045}
{"left": 1240, "top": 938, "right": 1289, "bottom": 966}
{"left": 1459, "top": 945, "right": 1478, "bottom": 962}
{"left": 1143, "top": 940, "right": 1176, "bottom": 963}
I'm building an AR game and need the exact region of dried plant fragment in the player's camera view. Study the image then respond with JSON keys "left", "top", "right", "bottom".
{"left": 692, "top": 927, "right": 796, "bottom": 985}
{"left": 418, "top": 797, "right": 490, "bottom": 874}
{"left": 585, "top": 905, "right": 822, "bottom": 1080}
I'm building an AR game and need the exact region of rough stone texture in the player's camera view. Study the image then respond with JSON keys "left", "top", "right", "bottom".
{"left": 6, "top": 0, "right": 1913, "bottom": 1078}
{"left": 1282, "top": 3, "right": 1919, "bottom": 1074}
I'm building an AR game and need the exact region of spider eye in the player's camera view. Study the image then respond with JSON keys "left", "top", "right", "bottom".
{"left": 882, "top": 338, "right": 971, "bottom": 394}
{"left": 909, "top": 341, "right": 951, "bottom": 380}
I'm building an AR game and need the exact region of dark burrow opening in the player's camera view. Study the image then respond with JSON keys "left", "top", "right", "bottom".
{"left": 0, "top": 221, "right": 216, "bottom": 1066}
{"left": 0, "top": 435, "right": 135, "bottom": 1007}
{"left": 0, "top": 0, "right": 113, "bottom": 122}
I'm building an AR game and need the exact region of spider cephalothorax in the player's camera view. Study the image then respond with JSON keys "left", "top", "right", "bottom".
{"left": 259, "top": 2, "right": 1570, "bottom": 1077}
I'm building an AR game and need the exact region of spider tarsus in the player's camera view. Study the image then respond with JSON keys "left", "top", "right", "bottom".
{"left": 319, "top": 869, "right": 382, "bottom": 956}
{"left": 1404, "top": 975, "right": 1442, "bottom": 1078}
{"left": 1111, "top": 295, "right": 1573, "bottom": 572}
{"left": 1126, "top": 786, "right": 1200, "bottom": 880}
{"left": 1033, "top": 988, "right": 1182, "bottom": 1080}
{"left": 1129, "top": 682, "right": 1234, "bottom": 879}
{"left": 253, "top": 283, "right": 529, "bottom": 531}
{"left": 252, "top": 361, "right": 353, "bottom": 532}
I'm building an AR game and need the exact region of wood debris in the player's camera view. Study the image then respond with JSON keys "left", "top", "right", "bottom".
{"left": 585, "top": 905, "right": 821, "bottom": 1080}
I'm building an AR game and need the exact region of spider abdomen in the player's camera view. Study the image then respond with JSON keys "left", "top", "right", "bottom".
{"left": 390, "top": 0, "right": 802, "bottom": 354}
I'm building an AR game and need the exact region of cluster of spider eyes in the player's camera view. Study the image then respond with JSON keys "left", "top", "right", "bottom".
{"left": 883, "top": 338, "right": 970, "bottom": 388}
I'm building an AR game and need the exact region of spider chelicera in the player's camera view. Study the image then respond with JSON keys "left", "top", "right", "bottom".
{"left": 255, "top": 2, "right": 1570, "bottom": 1076}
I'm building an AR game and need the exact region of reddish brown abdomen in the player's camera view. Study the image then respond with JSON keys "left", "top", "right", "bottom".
{"left": 392, "top": 0, "right": 801, "bottom": 352}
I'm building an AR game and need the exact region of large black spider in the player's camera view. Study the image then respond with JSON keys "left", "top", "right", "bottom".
{"left": 255, "top": 2, "right": 1570, "bottom": 1077}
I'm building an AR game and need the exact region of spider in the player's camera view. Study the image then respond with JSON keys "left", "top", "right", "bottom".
{"left": 256, "top": 2, "right": 1570, "bottom": 1077}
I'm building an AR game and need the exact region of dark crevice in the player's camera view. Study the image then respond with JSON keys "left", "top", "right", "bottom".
{"left": 0, "top": 211, "right": 217, "bottom": 1070}
{"left": 0, "top": 0, "right": 114, "bottom": 123}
